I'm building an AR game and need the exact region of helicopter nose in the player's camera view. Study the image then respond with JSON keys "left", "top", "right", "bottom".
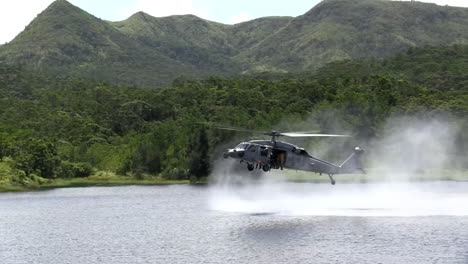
{"left": 223, "top": 149, "right": 234, "bottom": 159}
{"left": 224, "top": 149, "right": 245, "bottom": 159}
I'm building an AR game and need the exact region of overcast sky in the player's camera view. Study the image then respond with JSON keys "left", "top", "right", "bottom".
{"left": 0, "top": 0, "right": 467, "bottom": 44}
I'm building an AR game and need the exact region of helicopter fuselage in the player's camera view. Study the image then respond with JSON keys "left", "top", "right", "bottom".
{"left": 223, "top": 140, "right": 364, "bottom": 184}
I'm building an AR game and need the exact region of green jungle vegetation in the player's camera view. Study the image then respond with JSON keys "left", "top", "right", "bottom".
{"left": 0, "top": 44, "right": 467, "bottom": 191}
{"left": 1, "top": 0, "right": 468, "bottom": 87}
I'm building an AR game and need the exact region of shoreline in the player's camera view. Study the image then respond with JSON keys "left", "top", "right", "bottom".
{"left": 1, "top": 169, "right": 467, "bottom": 193}
{"left": 0, "top": 175, "right": 195, "bottom": 193}
{"left": 2, "top": 178, "right": 468, "bottom": 194}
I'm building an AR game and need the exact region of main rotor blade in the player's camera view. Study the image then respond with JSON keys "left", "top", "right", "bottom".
{"left": 198, "top": 122, "right": 350, "bottom": 137}
{"left": 280, "top": 130, "right": 321, "bottom": 134}
{"left": 280, "top": 133, "right": 351, "bottom": 138}
{"left": 214, "top": 126, "right": 258, "bottom": 133}
{"left": 197, "top": 122, "right": 258, "bottom": 133}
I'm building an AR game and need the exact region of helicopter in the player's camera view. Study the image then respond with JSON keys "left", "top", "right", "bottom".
{"left": 211, "top": 124, "right": 364, "bottom": 185}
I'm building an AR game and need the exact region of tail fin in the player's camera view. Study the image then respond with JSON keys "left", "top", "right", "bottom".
{"left": 339, "top": 147, "right": 365, "bottom": 174}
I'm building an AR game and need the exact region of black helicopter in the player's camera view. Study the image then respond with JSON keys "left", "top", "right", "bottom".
{"left": 213, "top": 125, "right": 364, "bottom": 185}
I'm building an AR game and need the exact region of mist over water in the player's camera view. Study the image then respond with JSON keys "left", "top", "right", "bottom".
{"left": 210, "top": 181, "right": 468, "bottom": 216}
{"left": 368, "top": 117, "right": 461, "bottom": 180}
{"left": 209, "top": 117, "right": 468, "bottom": 217}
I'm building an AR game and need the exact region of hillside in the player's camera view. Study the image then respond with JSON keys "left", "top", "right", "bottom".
{"left": 111, "top": 12, "right": 241, "bottom": 76}
{"left": 314, "top": 44, "right": 468, "bottom": 92}
{"left": 0, "top": 0, "right": 206, "bottom": 87}
{"left": 239, "top": 0, "right": 468, "bottom": 71}
{"left": 1, "top": 0, "right": 468, "bottom": 86}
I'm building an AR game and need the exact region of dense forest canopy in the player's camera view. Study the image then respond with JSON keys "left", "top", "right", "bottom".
{"left": 0, "top": 44, "right": 467, "bottom": 188}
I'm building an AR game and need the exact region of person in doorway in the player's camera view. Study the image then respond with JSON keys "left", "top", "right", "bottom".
{"left": 277, "top": 152, "right": 285, "bottom": 170}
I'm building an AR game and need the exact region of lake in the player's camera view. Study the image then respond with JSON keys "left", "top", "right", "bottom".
{"left": 1, "top": 182, "right": 468, "bottom": 263}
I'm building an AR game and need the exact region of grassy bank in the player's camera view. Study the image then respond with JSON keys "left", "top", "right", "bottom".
{"left": 2, "top": 169, "right": 468, "bottom": 193}
{"left": 0, "top": 171, "right": 193, "bottom": 193}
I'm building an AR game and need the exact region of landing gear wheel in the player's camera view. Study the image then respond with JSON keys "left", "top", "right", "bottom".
{"left": 262, "top": 165, "right": 270, "bottom": 172}
{"left": 331, "top": 180, "right": 336, "bottom": 185}
{"left": 247, "top": 164, "right": 254, "bottom": 171}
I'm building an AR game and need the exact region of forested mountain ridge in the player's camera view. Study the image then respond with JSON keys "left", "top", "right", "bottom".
{"left": 110, "top": 12, "right": 242, "bottom": 77}
{"left": 314, "top": 45, "right": 468, "bottom": 92}
{"left": 0, "top": 0, "right": 201, "bottom": 87}
{"left": 239, "top": 0, "right": 468, "bottom": 71}
{"left": 1, "top": 0, "right": 468, "bottom": 87}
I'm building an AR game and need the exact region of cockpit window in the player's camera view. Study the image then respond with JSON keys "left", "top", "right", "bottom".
{"left": 235, "top": 143, "right": 249, "bottom": 150}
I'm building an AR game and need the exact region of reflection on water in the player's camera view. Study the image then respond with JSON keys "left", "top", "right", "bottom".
{"left": 1, "top": 184, "right": 468, "bottom": 264}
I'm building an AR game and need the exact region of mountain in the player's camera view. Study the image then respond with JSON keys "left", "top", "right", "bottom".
{"left": 110, "top": 12, "right": 241, "bottom": 77}
{"left": 238, "top": 0, "right": 468, "bottom": 71}
{"left": 0, "top": 0, "right": 218, "bottom": 87}
{"left": 1, "top": 0, "right": 468, "bottom": 87}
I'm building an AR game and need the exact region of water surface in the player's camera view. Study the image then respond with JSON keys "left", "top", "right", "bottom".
{"left": 1, "top": 183, "right": 467, "bottom": 263}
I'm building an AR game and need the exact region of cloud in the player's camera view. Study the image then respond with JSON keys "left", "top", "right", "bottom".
{"left": 0, "top": 0, "right": 54, "bottom": 44}
{"left": 119, "top": 0, "right": 210, "bottom": 20}
{"left": 393, "top": 0, "right": 468, "bottom": 7}
{"left": 428, "top": 0, "right": 468, "bottom": 7}
{"left": 229, "top": 12, "right": 251, "bottom": 24}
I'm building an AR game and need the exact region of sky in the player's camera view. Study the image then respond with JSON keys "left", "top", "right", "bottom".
{"left": 0, "top": 0, "right": 467, "bottom": 44}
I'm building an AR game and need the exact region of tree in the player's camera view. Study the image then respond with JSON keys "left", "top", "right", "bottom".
{"left": 14, "top": 139, "right": 61, "bottom": 179}
{"left": 188, "top": 129, "right": 210, "bottom": 182}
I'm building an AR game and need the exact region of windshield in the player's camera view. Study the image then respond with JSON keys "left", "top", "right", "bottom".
{"left": 235, "top": 143, "right": 249, "bottom": 150}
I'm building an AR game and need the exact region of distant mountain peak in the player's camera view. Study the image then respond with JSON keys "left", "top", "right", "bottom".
{"left": 44, "top": 0, "right": 81, "bottom": 14}
{"left": 15, "top": 0, "right": 104, "bottom": 39}
{"left": 8, "top": 0, "right": 91, "bottom": 44}
{"left": 129, "top": 11, "right": 150, "bottom": 19}
{"left": 50, "top": 0, "right": 72, "bottom": 5}
{"left": 124, "top": 11, "right": 206, "bottom": 23}
{"left": 122, "top": 11, "right": 151, "bottom": 25}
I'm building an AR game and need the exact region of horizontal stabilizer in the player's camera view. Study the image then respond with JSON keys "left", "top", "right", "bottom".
{"left": 339, "top": 147, "right": 364, "bottom": 174}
